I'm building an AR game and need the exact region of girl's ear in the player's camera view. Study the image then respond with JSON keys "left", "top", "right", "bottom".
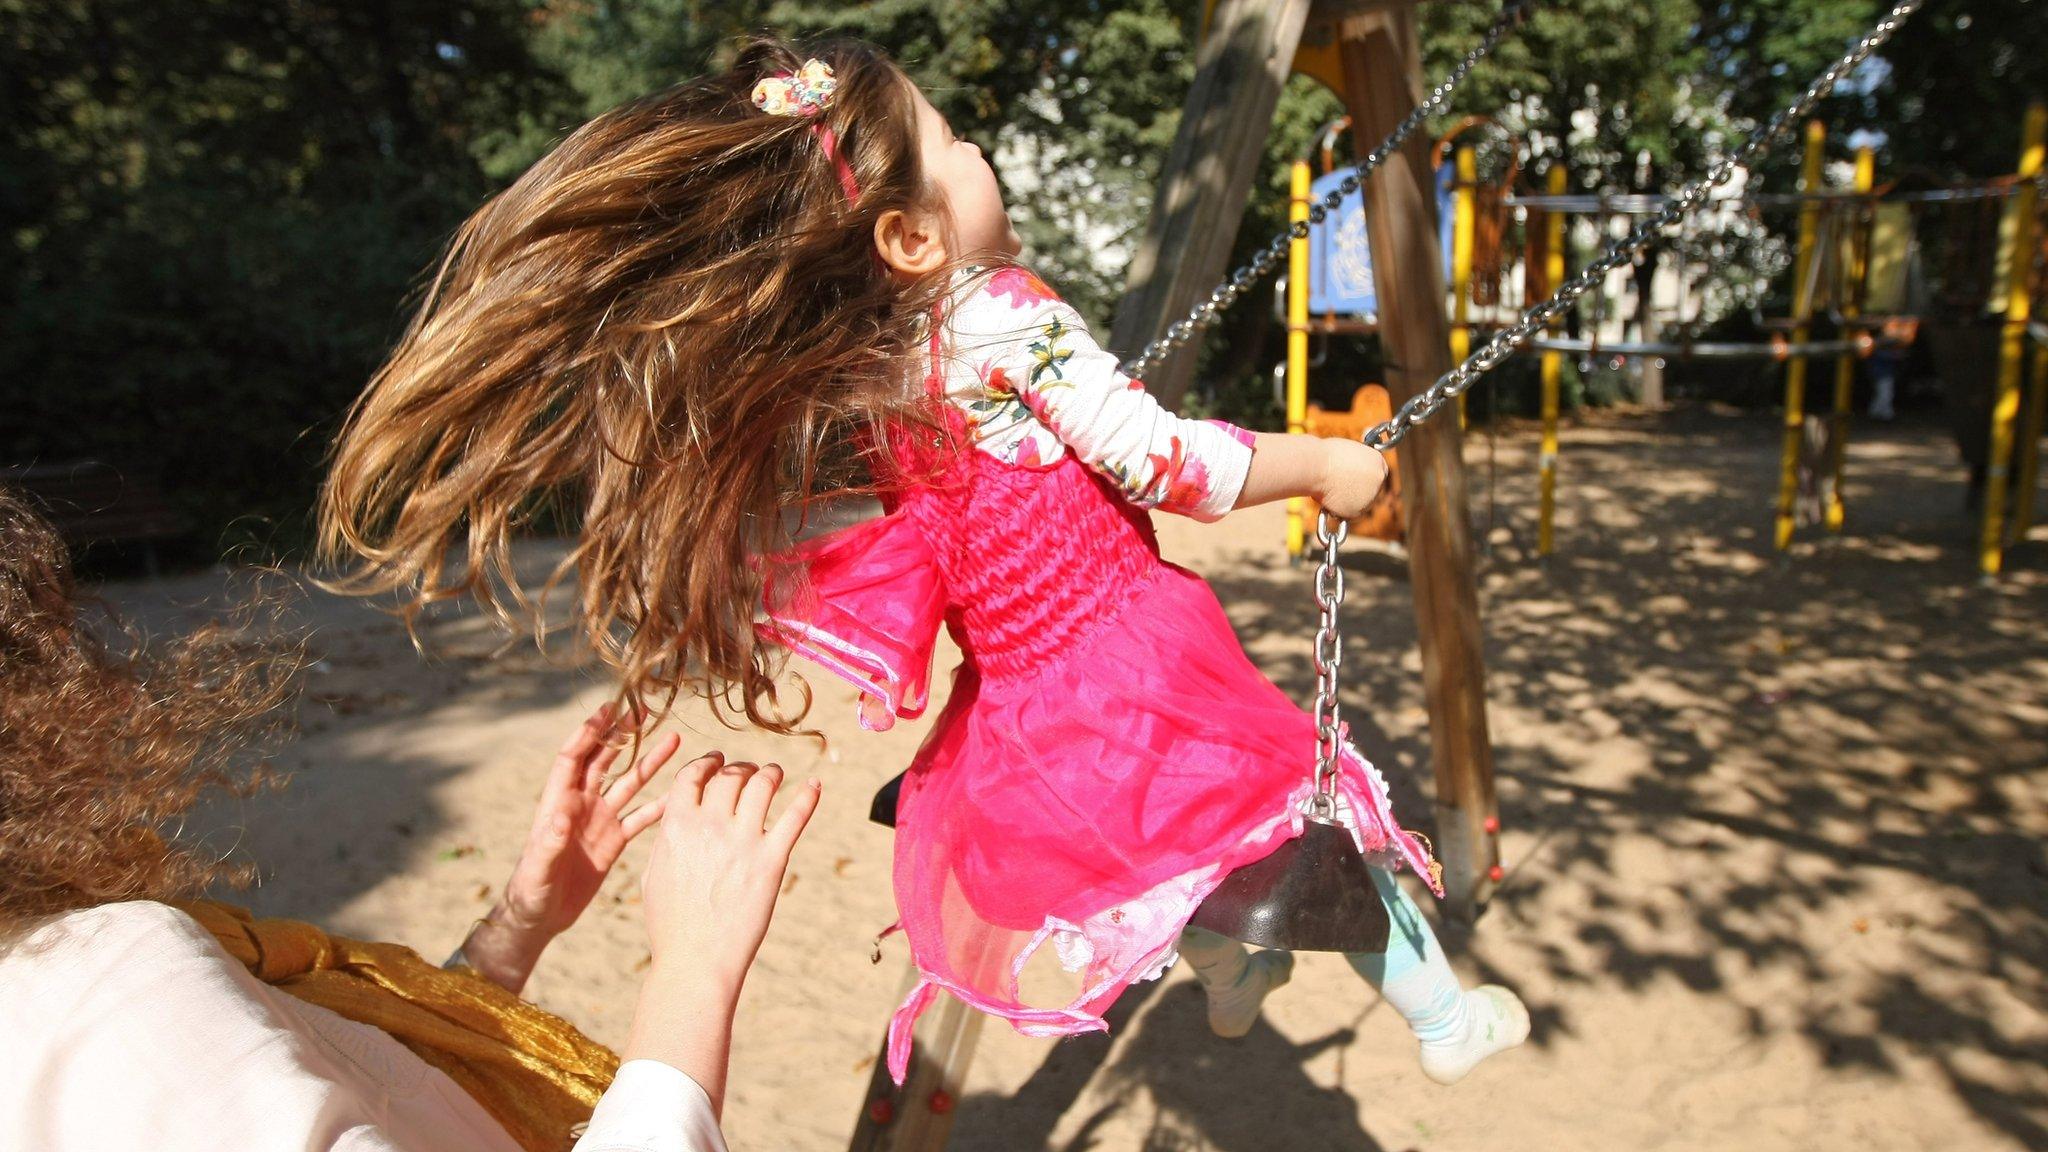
{"left": 874, "top": 208, "right": 949, "bottom": 279}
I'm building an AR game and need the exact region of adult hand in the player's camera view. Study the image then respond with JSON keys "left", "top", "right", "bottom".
{"left": 624, "top": 757, "right": 820, "bottom": 1116}
{"left": 462, "top": 703, "right": 682, "bottom": 994}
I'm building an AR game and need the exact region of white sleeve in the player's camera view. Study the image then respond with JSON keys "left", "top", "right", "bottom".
{"left": 0, "top": 902, "right": 522, "bottom": 1152}
{"left": 942, "top": 267, "right": 1255, "bottom": 521}
{"left": 572, "top": 1060, "right": 730, "bottom": 1152}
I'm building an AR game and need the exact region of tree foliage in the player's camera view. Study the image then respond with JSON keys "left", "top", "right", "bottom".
{"left": 1, "top": 0, "right": 569, "bottom": 554}
{"left": 3, "top": 0, "right": 2040, "bottom": 559}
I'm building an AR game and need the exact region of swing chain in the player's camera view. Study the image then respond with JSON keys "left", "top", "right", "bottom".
{"left": 1309, "top": 506, "right": 1350, "bottom": 813}
{"left": 1308, "top": 0, "right": 1925, "bottom": 795}
{"left": 1119, "top": 0, "right": 1535, "bottom": 382}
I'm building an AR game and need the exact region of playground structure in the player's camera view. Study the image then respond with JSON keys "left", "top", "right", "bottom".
{"left": 1279, "top": 103, "right": 2048, "bottom": 567}
{"left": 845, "top": 3, "right": 2044, "bottom": 1148}
{"left": 1500, "top": 111, "right": 2048, "bottom": 567}
{"left": 1279, "top": 119, "right": 1425, "bottom": 557}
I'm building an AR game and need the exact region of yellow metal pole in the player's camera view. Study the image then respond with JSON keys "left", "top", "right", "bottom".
{"left": 1827, "top": 145, "right": 1875, "bottom": 532}
{"left": 1539, "top": 164, "right": 1566, "bottom": 557}
{"left": 1980, "top": 101, "right": 2045, "bottom": 574}
{"left": 1774, "top": 121, "right": 1827, "bottom": 551}
{"left": 2019, "top": 341, "right": 2048, "bottom": 535}
{"left": 1286, "top": 159, "right": 1312, "bottom": 561}
{"left": 1452, "top": 146, "right": 1476, "bottom": 428}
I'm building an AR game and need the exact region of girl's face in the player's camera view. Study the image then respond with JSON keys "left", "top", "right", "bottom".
{"left": 907, "top": 84, "right": 1021, "bottom": 260}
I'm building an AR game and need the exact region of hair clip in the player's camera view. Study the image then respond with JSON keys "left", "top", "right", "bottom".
{"left": 752, "top": 59, "right": 839, "bottom": 118}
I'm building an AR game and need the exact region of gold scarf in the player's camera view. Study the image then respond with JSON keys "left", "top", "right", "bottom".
{"left": 175, "top": 901, "right": 618, "bottom": 1152}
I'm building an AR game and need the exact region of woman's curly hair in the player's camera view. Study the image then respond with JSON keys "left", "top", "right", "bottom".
{"left": 0, "top": 488, "right": 296, "bottom": 931}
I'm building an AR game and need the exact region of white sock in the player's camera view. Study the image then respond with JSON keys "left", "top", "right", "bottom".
{"left": 1346, "top": 868, "right": 1529, "bottom": 1084}
{"left": 1415, "top": 984, "right": 1531, "bottom": 1085}
{"left": 1179, "top": 926, "right": 1295, "bottom": 1039}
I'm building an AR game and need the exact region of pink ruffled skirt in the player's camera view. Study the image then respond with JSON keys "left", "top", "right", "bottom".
{"left": 761, "top": 465, "right": 1437, "bottom": 1085}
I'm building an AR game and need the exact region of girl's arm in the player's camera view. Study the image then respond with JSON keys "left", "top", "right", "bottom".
{"left": 1236, "top": 432, "right": 1389, "bottom": 520}
{"left": 945, "top": 269, "right": 1387, "bottom": 520}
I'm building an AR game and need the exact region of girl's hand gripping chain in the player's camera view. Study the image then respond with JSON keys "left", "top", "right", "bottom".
{"left": 624, "top": 756, "right": 821, "bottom": 1117}
{"left": 1315, "top": 439, "right": 1393, "bottom": 521}
{"left": 460, "top": 703, "right": 685, "bottom": 993}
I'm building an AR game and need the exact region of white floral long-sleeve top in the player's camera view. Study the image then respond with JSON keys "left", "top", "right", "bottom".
{"left": 936, "top": 266, "right": 1255, "bottom": 522}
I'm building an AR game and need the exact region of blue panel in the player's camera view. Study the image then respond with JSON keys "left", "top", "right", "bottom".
{"left": 1307, "top": 169, "right": 1375, "bottom": 317}
{"left": 1438, "top": 162, "right": 1457, "bottom": 276}
{"left": 1302, "top": 165, "right": 1462, "bottom": 321}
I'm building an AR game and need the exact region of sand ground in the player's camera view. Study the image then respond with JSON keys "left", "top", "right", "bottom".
{"left": 122, "top": 406, "right": 2045, "bottom": 1151}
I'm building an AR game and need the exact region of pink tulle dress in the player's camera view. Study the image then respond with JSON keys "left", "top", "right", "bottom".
{"left": 760, "top": 268, "right": 1439, "bottom": 1084}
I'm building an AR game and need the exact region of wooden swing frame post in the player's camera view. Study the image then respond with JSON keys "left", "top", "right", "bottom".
{"left": 1114, "top": 0, "right": 1501, "bottom": 911}
{"left": 845, "top": 944, "right": 1007, "bottom": 1152}
{"left": 1336, "top": 4, "right": 1500, "bottom": 920}
{"left": 1979, "top": 100, "right": 2046, "bottom": 576}
{"left": 1774, "top": 120, "right": 1827, "bottom": 552}
{"left": 1828, "top": 145, "right": 1876, "bottom": 533}
{"left": 1538, "top": 164, "right": 1566, "bottom": 558}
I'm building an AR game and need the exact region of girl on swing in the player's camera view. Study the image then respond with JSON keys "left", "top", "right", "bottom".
{"left": 323, "top": 38, "right": 1527, "bottom": 1086}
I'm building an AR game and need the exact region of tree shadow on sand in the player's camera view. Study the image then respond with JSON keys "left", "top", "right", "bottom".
{"left": 957, "top": 977, "right": 1397, "bottom": 1152}
{"left": 969, "top": 406, "right": 2045, "bottom": 1148}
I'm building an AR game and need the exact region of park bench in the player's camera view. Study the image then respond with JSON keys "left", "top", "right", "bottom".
{"left": 1, "top": 460, "right": 187, "bottom": 572}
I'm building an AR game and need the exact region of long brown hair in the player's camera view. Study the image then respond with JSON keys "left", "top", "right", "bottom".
{"left": 0, "top": 489, "right": 292, "bottom": 932}
{"left": 320, "top": 38, "right": 944, "bottom": 734}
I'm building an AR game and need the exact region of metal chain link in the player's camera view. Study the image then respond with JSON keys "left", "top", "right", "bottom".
{"left": 1118, "top": 0, "right": 1535, "bottom": 381}
{"left": 1307, "top": 0, "right": 1926, "bottom": 803}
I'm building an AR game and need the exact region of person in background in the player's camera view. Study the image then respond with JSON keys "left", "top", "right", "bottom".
{"left": 0, "top": 486, "right": 818, "bottom": 1151}
{"left": 1868, "top": 314, "right": 1918, "bottom": 421}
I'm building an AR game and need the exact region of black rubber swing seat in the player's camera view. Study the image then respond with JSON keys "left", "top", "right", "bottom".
{"left": 1185, "top": 818, "right": 1390, "bottom": 954}
{"left": 868, "top": 774, "right": 1389, "bottom": 954}
{"left": 868, "top": 772, "right": 904, "bottom": 828}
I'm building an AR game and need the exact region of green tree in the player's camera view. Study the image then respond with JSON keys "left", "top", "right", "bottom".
{"left": 1858, "top": 0, "right": 2048, "bottom": 180}
{"left": 8, "top": 0, "right": 2038, "bottom": 563}
{"left": 1, "top": 0, "right": 570, "bottom": 555}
